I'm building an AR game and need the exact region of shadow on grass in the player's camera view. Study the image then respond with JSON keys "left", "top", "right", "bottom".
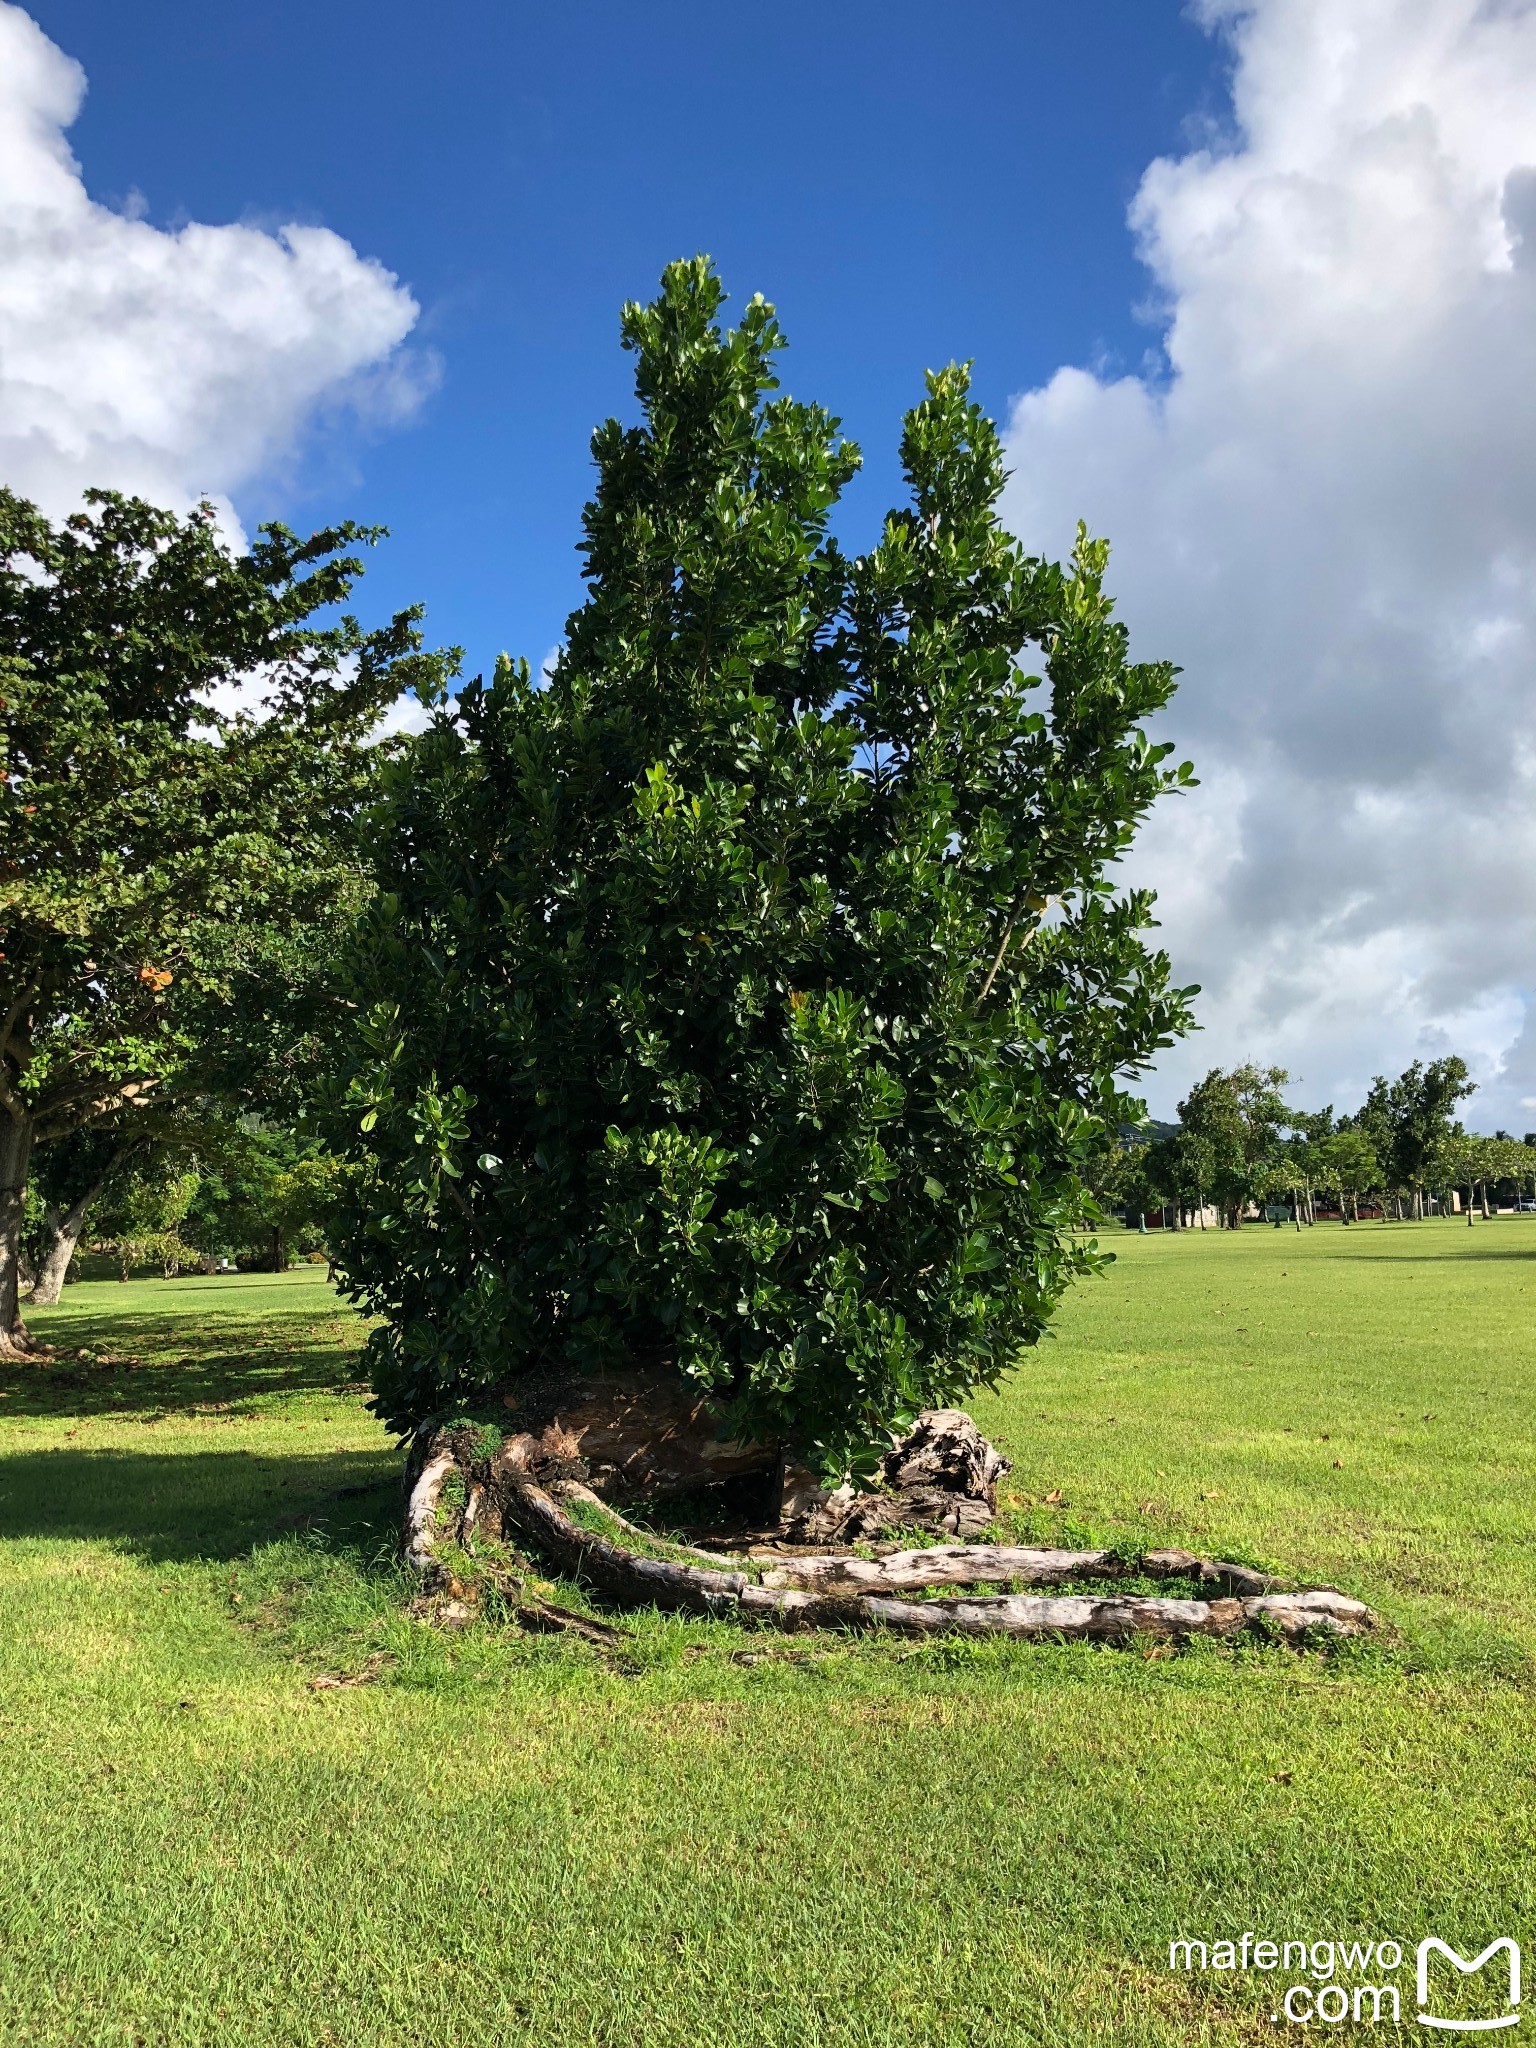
{"left": 11, "top": 1279, "right": 370, "bottom": 1421}
{"left": 0, "top": 1342, "right": 364, "bottom": 1420}
{"left": 1336, "top": 1245, "right": 1536, "bottom": 1263}
{"left": 0, "top": 1446, "right": 400, "bottom": 1562}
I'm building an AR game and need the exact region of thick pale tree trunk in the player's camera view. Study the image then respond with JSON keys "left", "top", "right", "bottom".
{"left": 28, "top": 1184, "right": 102, "bottom": 1308}
{"left": 0, "top": 1114, "right": 37, "bottom": 1357}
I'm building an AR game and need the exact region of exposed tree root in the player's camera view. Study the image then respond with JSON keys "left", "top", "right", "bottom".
{"left": 0, "top": 1318, "right": 55, "bottom": 1364}
{"left": 403, "top": 1422, "right": 1372, "bottom": 1647}
{"left": 511, "top": 1595, "right": 632, "bottom": 1646}
{"left": 402, "top": 1439, "right": 459, "bottom": 1577}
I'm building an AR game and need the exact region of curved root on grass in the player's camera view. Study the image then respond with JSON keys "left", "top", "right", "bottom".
{"left": 403, "top": 1427, "right": 1371, "bottom": 1648}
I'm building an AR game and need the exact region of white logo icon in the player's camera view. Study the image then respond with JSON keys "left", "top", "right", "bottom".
{"left": 1418, "top": 1939, "right": 1521, "bottom": 2032}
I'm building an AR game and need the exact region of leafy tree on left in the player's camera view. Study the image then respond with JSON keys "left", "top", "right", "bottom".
{"left": 0, "top": 486, "right": 451, "bottom": 1354}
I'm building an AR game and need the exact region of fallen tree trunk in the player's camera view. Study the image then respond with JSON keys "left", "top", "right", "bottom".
{"left": 401, "top": 1416, "right": 1371, "bottom": 1646}
{"left": 757, "top": 1544, "right": 1277, "bottom": 1598}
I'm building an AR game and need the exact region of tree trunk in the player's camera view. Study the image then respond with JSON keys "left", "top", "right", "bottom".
{"left": 28, "top": 1169, "right": 114, "bottom": 1308}
{"left": 400, "top": 1412, "right": 1373, "bottom": 1648}
{"left": 0, "top": 1114, "right": 37, "bottom": 1358}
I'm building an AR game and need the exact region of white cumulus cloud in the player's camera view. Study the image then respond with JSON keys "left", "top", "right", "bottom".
{"left": 1003, "top": 0, "right": 1536, "bottom": 1131}
{"left": 0, "top": 2, "right": 429, "bottom": 530}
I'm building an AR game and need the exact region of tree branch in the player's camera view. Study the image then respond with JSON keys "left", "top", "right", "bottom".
{"left": 977, "top": 917, "right": 1016, "bottom": 1004}
{"left": 0, "top": 977, "right": 41, "bottom": 1123}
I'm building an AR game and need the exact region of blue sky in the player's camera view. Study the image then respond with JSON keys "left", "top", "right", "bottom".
{"left": 30, "top": 0, "right": 1227, "bottom": 678}
{"left": 7, "top": 1, "right": 1536, "bottom": 1128}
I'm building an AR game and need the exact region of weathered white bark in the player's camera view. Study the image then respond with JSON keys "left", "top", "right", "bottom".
{"left": 27, "top": 1190, "right": 96, "bottom": 1307}
{"left": 761, "top": 1543, "right": 1278, "bottom": 1598}
{"left": 854, "top": 1592, "right": 1244, "bottom": 1639}
{"left": 781, "top": 1410, "right": 1009, "bottom": 1543}
{"left": 761, "top": 1545, "right": 1117, "bottom": 1593}
{"left": 1244, "top": 1591, "right": 1371, "bottom": 1635}
{"left": 402, "top": 1443, "right": 459, "bottom": 1576}
{"left": 403, "top": 1427, "right": 1371, "bottom": 1647}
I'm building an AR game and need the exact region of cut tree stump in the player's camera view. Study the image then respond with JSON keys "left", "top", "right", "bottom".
{"left": 400, "top": 1400, "right": 1372, "bottom": 1648}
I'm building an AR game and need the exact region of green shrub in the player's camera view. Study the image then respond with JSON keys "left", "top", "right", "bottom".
{"left": 332, "top": 259, "right": 1195, "bottom": 1468}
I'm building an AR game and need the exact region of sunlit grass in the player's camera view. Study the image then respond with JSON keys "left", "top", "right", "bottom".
{"left": 1, "top": 1227, "right": 1531, "bottom": 2046}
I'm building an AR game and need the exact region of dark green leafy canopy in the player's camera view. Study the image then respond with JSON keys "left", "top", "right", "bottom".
{"left": 1353, "top": 1057, "right": 1475, "bottom": 1194}
{"left": 1175, "top": 1064, "right": 1293, "bottom": 1215}
{"left": 335, "top": 258, "right": 1197, "bottom": 1463}
{"left": 0, "top": 488, "right": 450, "bottom": 1141}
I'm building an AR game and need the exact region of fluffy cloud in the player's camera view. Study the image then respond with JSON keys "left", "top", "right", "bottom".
{"left": 1003, "top": 0, "right": 1536, "bottom": 1130}
{"left": 0, "top": 3, "right": 428, "bottom": 529}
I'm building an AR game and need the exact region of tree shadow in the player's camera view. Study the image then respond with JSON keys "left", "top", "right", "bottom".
{"left": 0, "top": 1446, "right": 400, "bottom": 1563}
{"left": 11, "top": 1281, "right": 369, "bottom": 1421}
{"left": 0, "top": 1343, "right": 362, "bottom": 1421}
{"left": 1339, "top": 1245, "right": 1536, "bottom": 1263}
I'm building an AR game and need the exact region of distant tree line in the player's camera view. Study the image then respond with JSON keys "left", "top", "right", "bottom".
{"left": 1093, "top": 1058, "right": 1534, "bottom": 1228}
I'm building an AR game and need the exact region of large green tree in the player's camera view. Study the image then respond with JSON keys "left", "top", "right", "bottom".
{"left": 1315, "top": 1125, "right": 1380, "bottom": 1222}
{"left": 1353, "top": 1057, "right": 1474, "bottom": 1220}
{"left": 1148, "top": 1125, "right": 1217, "bottom": 1228}
{"left": 0, "top": 487, "right": 447, "bottom": 1352}
{"left": 1176, "top": 1064, "right": 1292, "bottom": 1227}
{"left": 333, "top": 259, "right": 1197, "bottom": 1471}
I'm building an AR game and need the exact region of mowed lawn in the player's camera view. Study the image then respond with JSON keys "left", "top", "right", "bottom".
{"left": 2, "top": 1225, "right": 1533, "bottom": 2047}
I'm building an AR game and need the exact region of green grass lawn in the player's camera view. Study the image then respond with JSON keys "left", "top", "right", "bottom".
{"left": 5, "top": 1226, "right": 1534, "bottom": 2046}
